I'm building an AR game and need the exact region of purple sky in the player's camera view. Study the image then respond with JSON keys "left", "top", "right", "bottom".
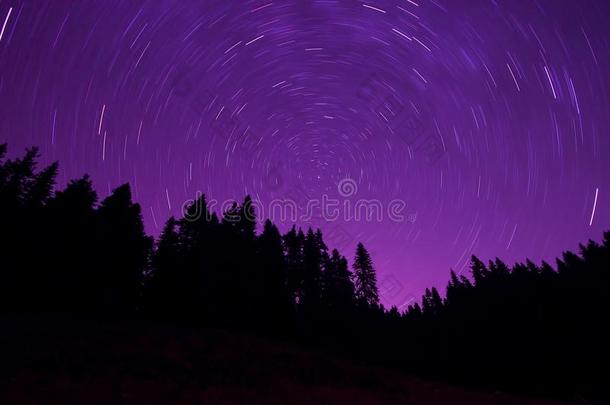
{"left": 1, "top": 0, "right": 609, "bottom": 308}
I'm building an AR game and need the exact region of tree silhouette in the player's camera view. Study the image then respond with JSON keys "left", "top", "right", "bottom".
{"left": 177, "top": 194, "right": 219, "bottom": 319}
{"left": 284, "top": 225, "right": 305, "bottom": 306}
{"left": 300, "top": 228, "right": 327, "bottom": 315}
{"left": 421, "top": 287, "right": 443, "bottom": 317}
{"left": 145, "top": 217, "right": 183, "bottom": 316}
{"left": 95, "top": 184, "right": 152, "bottom": 313}
{"left": 322, "top": 249, "right": 355, "bottom": 312}
{"left": 0, "top": 146, "right": 59, "bottom": 309}
{"left": 255, "top": 219, "right": 292, "bottom": 329}
{"left": 46, "top": 175, "right": 98, "bottom": 310}
{"left": 352, "top": 243, "right": 379, "bottom": 307}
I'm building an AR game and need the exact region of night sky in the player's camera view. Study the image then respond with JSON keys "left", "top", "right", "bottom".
{"left": 1, "top": 0, "right": 608, "bottom": 308}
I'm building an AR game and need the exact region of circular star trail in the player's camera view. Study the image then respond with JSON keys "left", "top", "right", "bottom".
{"left": 1, "top": 0, "right": 609, "bottom": 307}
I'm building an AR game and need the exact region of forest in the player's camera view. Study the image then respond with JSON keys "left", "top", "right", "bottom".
{"left": 1, "top": 144, "right": 608, "bottom": 401}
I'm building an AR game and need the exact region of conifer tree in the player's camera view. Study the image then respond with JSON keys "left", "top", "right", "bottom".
{"left": 301, "top": 228, "right": 323, "bottom": 311}
{"left": 147, "top": 217, "right": 183, "bottom": 315}
{"left": 284, "top": 226, "right": 304, "bottom": 305}
{"left": 322, "top": 249, "right": 355, "bottom": 311}
{"left": 256, "top": 219, "right": 291, "bottom": 325}
{"left": 46, "top": 175, "right": 98, "bottom": 310}
{"left": 95, "top": 184, "right": 152, "bottom": 313}
{"left": 352, "top": 242, "right": 379, "bottom": 306}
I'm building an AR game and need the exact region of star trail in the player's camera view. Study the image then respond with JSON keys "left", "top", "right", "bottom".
{"left": 0, "top": 0, "right": 608, "bottom": 307}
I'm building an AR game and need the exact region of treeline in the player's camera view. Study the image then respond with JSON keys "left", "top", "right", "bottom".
{"left": 394, "top": 242, "right": 610, "bottom": 397}
{"left": 145, "top": 196, "right": 382, "bottom": 332}
{"left": 1, "top": 144, "right": 609, "bottom": 399}
{"left": 0, "top": 144, "right": 380, "bottom": 327}
{"left": 0, "top": 145, "right": 152, "bottom": 313}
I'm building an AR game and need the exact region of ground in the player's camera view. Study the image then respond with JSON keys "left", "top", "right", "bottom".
{"left": 0, "top": 315, "right": 579, "bottom": 404}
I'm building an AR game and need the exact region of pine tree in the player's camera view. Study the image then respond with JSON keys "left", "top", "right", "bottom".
{"left": 179, "top": 194, "right": 221, "bottom": 319}
{"left": 95, "top": 184, "right": 152, "bottom": 313}
{"left": 446, "top": 270, "right": 466, "bottom": 307}
{"left": 301, "top": 228, "right": 323, "bottom": 311}
{"left": 147, "top": 217, "right": 182, "bottom": 315}
{"left": 180, "top": 194, "right": 217, "bottom": 247}
{"left": 470, "top": 255, "right": 488, "bottom": 286}
{"left": 322, "top": 249, "right": 355, "bottom": 311}
{"left": 0, "top": 146, "right": 59, "bottom": 309}
{"left": 26, "top": 161, "right": 58, "bottom": 207}
{"left": 0, "top": 147, "right": 39, "bottom": 208}
{"left": 256, "top": 219, "right": 291, "bottom": 326}
{"left": 284, "top": 226, "right": 304, "bottom": 305}
{"left": 405, "top": 302, "right": 423, "bottom": 321}
{"left": 46, "top": 175, "right": 98, "bottom": 310}
{"left": 238, "top": 195, "right": 257, "bottom": 240}
{"left": 352, "top": 242, "right": 379, "bottom": 307}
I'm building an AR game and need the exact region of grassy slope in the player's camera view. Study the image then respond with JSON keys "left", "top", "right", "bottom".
{"left": 0, "top": 316, "right": 575, "bottom": 405}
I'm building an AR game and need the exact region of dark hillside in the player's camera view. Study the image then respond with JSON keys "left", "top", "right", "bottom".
{"left": 0, "top": 316, "right": 571, "bottom": 405}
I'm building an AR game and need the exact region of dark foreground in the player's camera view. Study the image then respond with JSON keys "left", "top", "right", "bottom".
{"left": 0, "top": 316, "right": 579, "bottom": 405}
